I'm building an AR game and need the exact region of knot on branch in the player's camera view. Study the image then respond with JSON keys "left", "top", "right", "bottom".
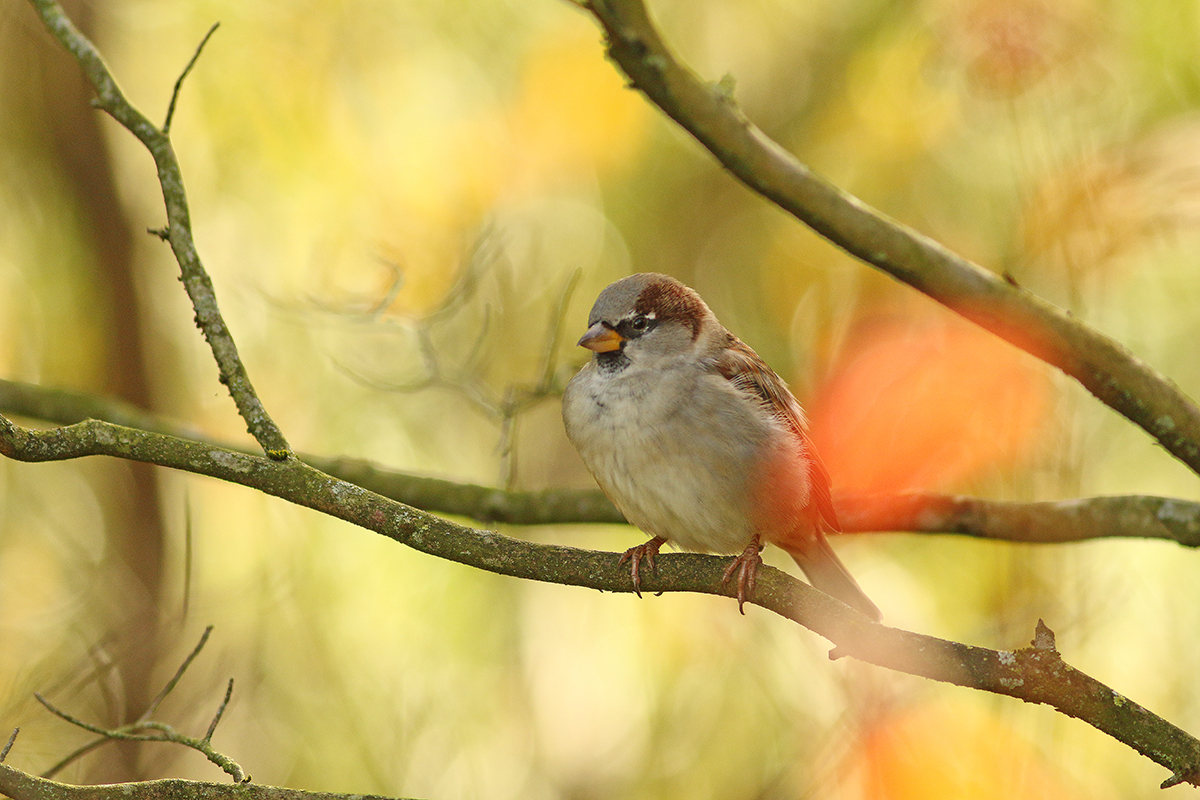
{"left": 1032, "top": 619, "right": 1057, "bottom": 652}
{"left": 1012, "top": 619, "right": 1064, "bottom": 679}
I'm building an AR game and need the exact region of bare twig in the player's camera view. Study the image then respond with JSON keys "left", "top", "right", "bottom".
{"left": 35, "top": 626, "right": 244, "bottom": 782}
{"left": 39, "top": 738, "right": 111, "bottom": 781}
{"left": 1, "top": 412, "right": 1197, "bottom": 786}
{"left": 584, "top": 0, "right": 1200, "bottom": 478}
{"left": 26, "top": 0, "right": 290, "bottom": 459}
{"left": 326, "top": 251, "right": 577, "bottom": 486}
{"left": 138, "top": 626, "right": 214, "bottom": 723}
{"left": 35, "top": 690, "right": 246, "bottom": 783}
{"left": 328, "top": 242, "right": 505, "bottom": 421}
{"left": 0, "top": 729, "right": 17, "bottom": 763}
{"left": 42, "top": 630, "right": 214, "bottom": 777}
{"left": 204, "top": 679, "right": 234, "bottom": 744}
{"left": 36, "top": 693, "right": 133, "bottom": 739}
{"left": 162, "top": 22, "right": 219, "bottom": 134}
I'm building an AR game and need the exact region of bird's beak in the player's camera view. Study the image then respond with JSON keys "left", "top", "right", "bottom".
{"left": 577, "top": 322, "right": 623, "bottom": 353}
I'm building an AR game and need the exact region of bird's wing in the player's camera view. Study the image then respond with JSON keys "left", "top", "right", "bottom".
{"left": 712, "top": 336, "right": 841, "bottom": 532}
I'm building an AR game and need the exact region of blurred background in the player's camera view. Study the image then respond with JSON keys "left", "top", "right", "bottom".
{"left": 3, "top": 0, "right": 1200, "bottom": 797}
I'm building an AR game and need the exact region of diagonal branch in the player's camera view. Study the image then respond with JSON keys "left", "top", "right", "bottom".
{"left": 137, "top": 626, "right": 214, "bottom": 724}
{"left": 162, "top": 22, "right": 219, "bottom": 134}
{"left": 0, "top": 412, "right": 1197, "bottom": 787}
{"left": 26, "top": 0, "right": 289, "bottom": 459}
{"left": 584, "top": 0, "right": 1200, "bottom": 478}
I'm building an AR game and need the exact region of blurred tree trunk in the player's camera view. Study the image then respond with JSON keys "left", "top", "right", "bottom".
{"left": 14, "top": 0, "right": 167, "bottom": 782}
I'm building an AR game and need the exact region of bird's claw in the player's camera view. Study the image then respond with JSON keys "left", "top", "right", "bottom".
{"left": 721, "top": 539, "right": 764, "bottom": 614}
{"left": 619, "top": 537, "right": 665, "bottom": 597}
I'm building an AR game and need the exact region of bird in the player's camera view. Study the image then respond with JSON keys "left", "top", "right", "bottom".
{"left": 562, "top": 273, "right": 880, "bottom": 620}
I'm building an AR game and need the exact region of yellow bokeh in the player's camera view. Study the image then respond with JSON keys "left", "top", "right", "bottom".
{"left": 3, "top": 0, "right": 1200, "bottom": 795}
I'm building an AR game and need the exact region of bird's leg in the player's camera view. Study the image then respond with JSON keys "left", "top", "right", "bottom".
{"left": 618, "top": 536, "right": 666, "bottom": 598}
{"left": 721, "top": 535, "right": 764, "bottom": 614}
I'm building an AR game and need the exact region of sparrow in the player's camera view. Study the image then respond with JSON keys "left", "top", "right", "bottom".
{"left": 562, "top": 273, "right": 880, "bottom": 620}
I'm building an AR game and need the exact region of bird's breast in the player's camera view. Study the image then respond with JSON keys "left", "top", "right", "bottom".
{"left": 562, "top": 362, "right": 787, "bottom": 553}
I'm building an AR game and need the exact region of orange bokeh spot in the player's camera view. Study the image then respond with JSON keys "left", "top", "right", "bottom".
{"left": 841, "top": 701, "right": 1086, "bottom": 800}
{"left": 809, "top": 317, "right": 1049, "bottom": 495}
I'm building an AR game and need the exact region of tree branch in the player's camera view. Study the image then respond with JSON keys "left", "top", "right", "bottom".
{"left": 1, "top": 412, "right": 1197, "bottom": 787}
{"left": 837, "top": 492, "right": 1200, "bottom": 547}
{"left": 0, "top": 765, "right": 417, "bottom": 800}
{"left": 584, "top": 0, "right": 1200, "bottom": 478}
{"left": 25, "top": 0, "right": 289, "bottom": 459}
{"left": 5, "top": 378, "right": 1200, "bottom": 547}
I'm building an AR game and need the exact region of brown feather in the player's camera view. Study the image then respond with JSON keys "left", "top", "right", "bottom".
{"left": 711, "top": 335, "right": 841, "bottom": 532}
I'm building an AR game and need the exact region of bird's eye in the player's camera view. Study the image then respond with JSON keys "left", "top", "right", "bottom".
{"left": 629, "top": 316, "right": 650, "bottom": 333}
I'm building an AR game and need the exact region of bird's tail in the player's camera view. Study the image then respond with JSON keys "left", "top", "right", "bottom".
{"left": 784, "top": 535, "right": 881, "bottom": 621}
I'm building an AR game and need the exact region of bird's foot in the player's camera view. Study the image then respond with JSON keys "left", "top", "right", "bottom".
{"left": 619, "top": 536, "right": 666, "bottom": 597}
{"left": 721, "top": 538, "right": 764, "bottom": 614}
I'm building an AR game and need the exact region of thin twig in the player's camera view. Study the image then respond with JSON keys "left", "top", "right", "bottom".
{"left": 25, "top": 0, "right": 291, "bottom": 459}
{"left": 0, "top": 729, "right": 17, "bottom": 763}
{"left": 204, "top": 679, "right": 235, "bottom": 744}
{"left": 41, "top": 736, "right": 110, "bottom": 780}
{"left": 162, "top": 22, "right": 219, "bottom": 134}
{"left": 33, "top": 626, "right": 245, "bottom": 781}
{"left": 35, "top": 684, "right": 246, "bottom": 782}
{"left": 138, "top": 626, "right": 214, "bottom": 723}
{"left": 35, "top": 694, "right": 124, "bottom": 739}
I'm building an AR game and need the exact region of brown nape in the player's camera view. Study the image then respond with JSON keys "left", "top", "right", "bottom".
{"left": 634, "top": 277, "right": 708, "bottom": 338}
